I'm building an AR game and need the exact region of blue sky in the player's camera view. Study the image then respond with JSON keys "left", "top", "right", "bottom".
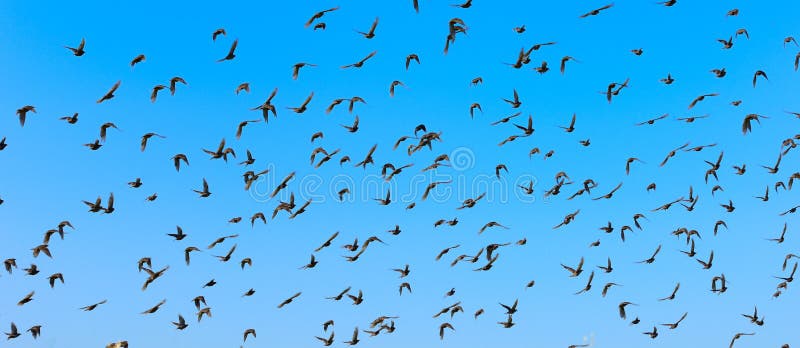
{"left": 1, "top": 0, "right": 799, "bottom": 347}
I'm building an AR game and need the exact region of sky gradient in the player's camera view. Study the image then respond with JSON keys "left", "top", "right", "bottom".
{"left": 1, "top": 0, "right": 799, "bottom": 347}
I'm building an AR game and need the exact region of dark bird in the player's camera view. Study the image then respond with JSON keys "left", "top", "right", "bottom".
{"left": 80, "top": 299, "right": 107, "bottom": 311}
{"left": 626, "top": 157, "right": 644, "bottom": 175}
{"left": 347, "top": 289, "right": 364, "bottom": 305}
{"left": 96, "top": 80, "right": 121, "bottom": 104}
{"left": 439, "top": 323, "right": 455, "bottom": 340}
{"left": 752, "top": 70, "right": 768, "bottom": 87}
{"left": 580, "top": 3, "right": 614, "bottom": 18}
{"left": 775, "top": 262, "right": 797, "bottom": 282}
{"left": 292, "top": 62, "right": 316, "bottom": 80}
{"left": 98, "top": 122, "right": 119, "bottom": 143}
{"left": 593, "top": 183, "right": 622, "bottom": 200}
{"left": 344, "top": 326, "right": 360, "bottom": 345}
{"left": 469, "top": 103, "right": 483, "bottom": 119}
{"left": 103, "top": 192, "right": 115, "bottom": 214}
{"left": 660, "top": 73, "right": 675, "bottom": 84}
{"left": 172, "top": 315, "right": 188, "bottom": 330}
{"left": 560, "top": 56, "right": 577, "bottom": 74}
{"left": 130, "top": 54, "right": 146, "bottom": 68}
{"left": 299, "top": 254, "right": 318, "bottom": 269}
{"left": 193, "top": 178, "right": 211, "bottom": 197}
{"left": 65, "top": 38, "right": 86, "bottom": 56}
{"left": 619, "top": 302, "right": 636, "bottom": 319}
{"left": 503, "top": 89, "right": 522, "bottom": 108}
{"left": 217, "top": 39, "right": 238, "bottom": 62}
{"left": 636, "top": 113, "right": 668, "bottom": 126}
{"left": 212, "top": 28, "right": 226, "bottom": 41}
{"left": 452, "top": 0, "right": 472, "bottom": 7}
{"left": 305, "top": 7, "right": 339, "bottom": 28}
{"left": 172, "top": 154, "right": 189, "bottom": 172}
{"left": 140, "top": 133, "right": 165, "bottom": 152}
{"left": 574, "top": 271, "right": 595, "bottom": 294}
{"left": 287, "top": 92, "right": 314, "bottom": 114}
{"left": 718, "top": 36, "right": 734, "bottom": 49}
{"left": 141, "top": 299, "right": 166, "bottom": 314}
{"left": 677, "top": 114, "right": 708, "bottom": 123}
{"left": 342, "top": 51, "right": 377, "bottom": 69}
{"left": 660, "top": 142, "right": 690, "bottom": 166}
{"left": 27, "top": 325, "right": 41, "bottom": 339}
{"left": 711, "top": 68, "right": 727, "bottom": 78}
{"left": 270, "top": 172, "right": 295, "bottom": 198}
{"left": 658, "top": 283, "right": 680, "bottom": 301}
{"left": 560, "top": 113, "right": 577, "bottom": 132}
{"left": 167, "top": 226, "right": 187, "bottom": 241}
{"left": 498, "top": 315, "right": 515, "bottom": 328}
{"left": 561, "top": 257, "right": 585, "bottom": 277}
{"left": 313, "top": 232, "right": 339, "bottom": 253}
{"left": 637, "top": 244, "right": 662, "bottom": 264}
{"left": 761, "top": 154, "right": 782, "bottom": 174}
{"left": 207, "top": 234, "right": 238, "bottom": 249}
{"left": 643, "top": 326, "right": 658, "bottom": 339}
{"left": 405, "top": 54, "right": 420, "bottom": 70}
{"left": 240, "top": 258, "right": 252, "bottom": 269}
{"left": 277, "top": 292, "right": 301, "bottom": 308}
{"left": 235, "top": 83, "right": 250, "bottom": 95}
{"left": 169, "top": 76, "right": 187, "bottom": 95}
{"left": 767, "top": 223, "right": 788, "bottom": 243}
{"left": 342, "top": 115, "right": 360, "bottom": 133}
{"left": 780, "top": 205, "right": 800, "bottom": 216}
{"left": 598, "top": 257, "right": 614, "bottom": 273}
{"left": 17, "top": 291, "right": 34, "bottom": 306}
{"left": 316, "top": 331, "right": 335, "bottom": 346}
{"left": 16, "top": 105, "right": 36, "bottom": 127}
{"left": 327, "top": 287, "right": 352, "bottom": 301}
{"left": 729, "top": 333, "right": 755, "bottom": 348}
{"left": 389, "top": 80, "right": 405, "bottom": 97}
{"left": 214, "top": 244, "right": 237, "bottom": 262}
{"left": 688, "top": 93, "right": 718, "bottom": 109}
{"left": 741, "top": 306, "right": 762, "bottom": 325}
{"left": 288, "top": 199, "right": 312, "bottom": 219}
{"left": 5, "top": 323, "right": 20, "bottom": 340}
{"left": 48, "top": 273, "right": 64, "bottom": 288}
{"left": 795, "top": 52, "right": 800, "bottom": 71}
{"left": 721, "top": 200, "right": 735, "bottom": 212}
{"left": 243, "top": 328, "right": 256, "bottom": 342}
{"left": 197, "top": 307, "right": 212, "bottom": 322}
{"left": 357, "top": 17, "right": 379, "bottom": 39}
{"left": 184, "top": 246, "right": 200, "bottom": 266}
{"left": 602, "top": 282, "right": 621, "bottom": 297}
{"left": 235, "top": 119, "right": 260, "bottom": 140}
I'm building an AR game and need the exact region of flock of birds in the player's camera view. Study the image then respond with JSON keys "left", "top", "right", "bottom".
{"left": 3, "top": 1, "right": 800, "bottom": 347}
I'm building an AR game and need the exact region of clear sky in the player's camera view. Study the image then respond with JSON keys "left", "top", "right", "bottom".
{"left": 1, "top": 0, "right": 799, "bottom": 347}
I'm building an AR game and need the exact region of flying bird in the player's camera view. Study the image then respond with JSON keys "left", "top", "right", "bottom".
{"left": 65, "top": 38, "right": 86, "bottom": 56}
{"left": 305, "top": 7, "right": 339, "bottom": 27}
{"left": 357, "top": 17, "right": 379, "bottom": 39}
{"left": 580, "top": 3, "right": 614, "bottom": 18}
{"left": 217, "top": 39, "right": 238, "bottom": 62}
{"left": 753, "top": 70, "right": 768, "bottom": 87}
{"left": 292, "top": 62, "right": 316, "bottom": 80}
{"left": 212, "top": 28, "right": 226, "bottom": 41}
{"left": 342, "top": 51, "right": 377, "bottom": 69}
{"left": 96, "top": 80, "right": 121, "bottom": 103}
{"left": 130, "top": 54, "right": 146, "bottom": 68}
